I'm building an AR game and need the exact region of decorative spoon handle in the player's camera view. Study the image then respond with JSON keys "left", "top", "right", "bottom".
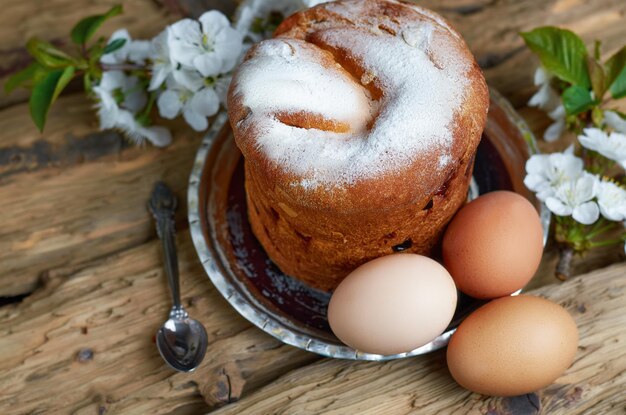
{"left": 149, "top": 181, "right": 182, "bottom": 309}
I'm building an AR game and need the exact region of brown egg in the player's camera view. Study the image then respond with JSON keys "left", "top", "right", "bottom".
{"left": 442, "top": 191, "right": 544, "bottom": 299}
{"left": 447, "top": 295, "right": 578, "bottom": 396}
{"left": 328, "top": 254, "right": 457, "bottom": 355}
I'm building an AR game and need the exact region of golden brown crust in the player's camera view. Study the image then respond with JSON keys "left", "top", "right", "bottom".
{"left": 228, "top": 0, "right": 489, "bottom": 291}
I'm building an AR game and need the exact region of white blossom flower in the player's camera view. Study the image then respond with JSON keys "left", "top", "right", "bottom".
{"left": 127, "top": 41, "right": 151, "bottom": 65}
{"left": 94, "top": 71, "right": 147, "bottom": 115}
{"left": 157, "top": 76, "right": 220, "bottom": 132}
{"left": 578, "top": 128, "right": 626, "bottom": 169}
{"left": 169, "top": 11, "right": 243, "bottom": 77}
{"left": 148, "top": 29, "right": 173, "bottom": 91}
{"left": 101, "top": 29, "right": 151, "bottom": 65}
{"left": 107, "top": 109, "right": 172, "bottom": 147}
{"left": 93, "top": 71, "right": 171, "bottom": 147}
{"left": 100, "top": 29, "right": 129, "bottom": 65}
{"left": 524, "top": 150, "right": 584, "bottom": 201}
{"left": 545, "top": 172, "right": 600, "bottom": 225}
{"left": 595, "top": 179, "right": 626, "bottom": 221}
{"left": 604, "top": 110, "right": 626, "bottom": 135}
{"left": 170, "top": 67, "right": 204, "bottom": 92}
{"left": 528, "top": 67, "right": 561, "bottom": 110}
{"left": 234, "top": 5, "right": 257, "bottom": 43}
{"left": 528, "top": 67, "right": 566, "bottom": 142}
{"left": 543, "top": 105, "right": 566, "bottom": 143}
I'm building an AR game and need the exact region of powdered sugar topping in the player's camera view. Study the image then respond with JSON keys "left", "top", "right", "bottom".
{"left": 232, "top": 4, "right": 470, "bottom": 189}
{"left": 236, "top": 39, "right": 373, "bottom": 134}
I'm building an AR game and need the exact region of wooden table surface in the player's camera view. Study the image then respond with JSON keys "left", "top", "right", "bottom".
{"left": 1, "top": 0, "right": 625, "bottom": 414}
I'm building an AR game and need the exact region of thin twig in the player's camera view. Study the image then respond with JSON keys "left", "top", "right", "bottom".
{"left": 589, "top": 238, "right": 623, "bottom": 248}
{"left": 555, "top": 244, "right": 574, "bottom": 281}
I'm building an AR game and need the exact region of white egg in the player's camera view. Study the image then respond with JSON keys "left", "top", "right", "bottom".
{"left": 328, "top": 253, "right": 457, "bottom": 355}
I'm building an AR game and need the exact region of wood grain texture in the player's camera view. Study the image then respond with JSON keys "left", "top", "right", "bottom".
{"left": 0, "top": 235, "right": 317, "bottom": 415}
{"left": 0, "top": 0, "right": 625, "bottom": 414}
{"left": 0, "top": 94, "right": 201, "bottom": 297}
{"left": 210, "top": 263, "right": 626, "bottom": 415}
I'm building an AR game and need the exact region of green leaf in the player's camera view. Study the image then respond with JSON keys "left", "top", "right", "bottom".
{"left": 83, "top": 73, "right": 93, "bottom": 94}
{"left": 605, "top": 46, "right": 626, "bottom": 84}
{"left": 605, "top": 46, "right": 626, "bottom": 99}
{"left": 70, "top": 5, "right": 123, "bottom": 45}
{"left": 29, "top": 66, "right": 76, "bottom": 132}
{"left": 586, "top": 56, "right": 606, "bottom": 100}
{"left": 4, "top": 62, "right": 42, "bottom": 94}
{"left": 52, "top": 66, "right": 75, "bottom": 103}
{"left": 562, "top": 85, "right": 596, "bottom": 115}
{"left": 521, "top": 27, "right": 590, "bottom": 88}
{"left": 610, "top": 74, "right": 626, "bottom": 99}
{"left": 103, "top": 38, "right": 126, "bottom": 55}
{"left": 26, "top": 38, "right": 75, "bottom": 68}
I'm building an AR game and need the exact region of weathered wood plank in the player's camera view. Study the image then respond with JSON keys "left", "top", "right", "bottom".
{"left": 0, "top": 94, "right": 202, "bottom": 297}
{"left": 0, "top": 235, "right": 317, "bottom": 415}
{"left": 210, "top": 263, "right": 626, "bottom": 415}
{"left": 0, "top": 1, "right": 623, "bottom": 414}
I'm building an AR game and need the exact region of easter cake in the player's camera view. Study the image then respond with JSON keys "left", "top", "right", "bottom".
{"left": 227, "top": 0, "right": 489, "bottom": 291}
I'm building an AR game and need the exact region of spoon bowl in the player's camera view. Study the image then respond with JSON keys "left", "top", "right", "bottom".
{"left": 156, "top": 307, "right": 208, "bottom": 372}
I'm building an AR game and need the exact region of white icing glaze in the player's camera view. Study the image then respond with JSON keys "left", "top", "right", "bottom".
{"left": 232, "top": 1, "right": 470, "bottom": 189}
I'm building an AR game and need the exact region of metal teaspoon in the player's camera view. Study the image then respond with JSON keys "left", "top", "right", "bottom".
{"left": 149, "top": 181, "right": 208, "bottom": 372}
